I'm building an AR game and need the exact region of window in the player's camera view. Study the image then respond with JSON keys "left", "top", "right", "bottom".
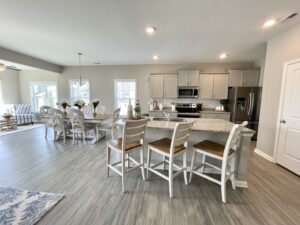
{"left": 114, "top": 79, "right": 137, "bottom": 115}
{"left": 69, "top": 79, "right": 90, "bottom": 104}
{"left": 30, "top": 82, "right": 57, "bottom": 112}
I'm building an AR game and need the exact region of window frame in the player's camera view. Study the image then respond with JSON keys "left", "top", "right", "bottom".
{"left": 29, "top": 81, "right": 58, "bottom": 112}
{"left": 114, "top": 79, "right": 137, "bottom": 115}
{"left": 68, "top": 79, "right": 91, "bottom": 104}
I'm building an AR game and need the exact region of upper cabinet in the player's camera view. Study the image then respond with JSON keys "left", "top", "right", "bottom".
{"left": 150, "top": 74, "right": 177, "bottom": 99}
{"left": 229, "top": 70, "right": 260, "bottom": 87}
{"left": 199, "top": 74, "right": 229, "bottom": 99}
{"left": 178, "top": 70, "right": 199, "bottom": 86}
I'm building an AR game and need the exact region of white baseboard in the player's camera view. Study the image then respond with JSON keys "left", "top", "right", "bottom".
{"left": 254, "top": 148, "right": 274, "bottom": 162}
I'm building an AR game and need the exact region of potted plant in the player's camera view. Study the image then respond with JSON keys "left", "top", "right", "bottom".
{"left": 134, "top": 100, "right": 141, "bottom": 119}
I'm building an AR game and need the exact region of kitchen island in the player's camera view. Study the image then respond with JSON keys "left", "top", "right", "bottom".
{"left": 143, "top": 118, "right": 255, "bottom": 188}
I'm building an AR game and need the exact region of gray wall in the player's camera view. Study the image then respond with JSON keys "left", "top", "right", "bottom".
{"left": 59, "top": 62, "right": 257, "bottom": 113}
{"left": 0, "top": 69, "right": 21, "bottom": 104}
{"left": 257, "top": 24, "right": 300, "bottom": 157}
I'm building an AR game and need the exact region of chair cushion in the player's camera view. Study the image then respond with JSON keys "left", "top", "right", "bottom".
{"left": 148, "top": 138, "right": 185, "bottom": 154}
{"left": 107, "top": 138, "right": 141, "bottom": 151}
{"left": 193, "top": 140, "right": 234, "bottom": 157}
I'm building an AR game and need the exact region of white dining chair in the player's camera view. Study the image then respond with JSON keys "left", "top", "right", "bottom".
{"left": 97, "top": 108, "right": 120, "bottom": 140}
{"left": 68, "top": 108, "right": 97, "bottom": 144}
{"left": 146, "top": 121, "right": 194, "bottom": 198}
{"left": 189, "top": 121, "right": 248, "bottom": 203}
{"left": 107, "top": 118, "right": 148, "bottom": 193}
{"left": 50, "top": 108, "right": 72, "bottom": 143}
{"left": 40, "top": 106, "right": 53, "bottom": 138}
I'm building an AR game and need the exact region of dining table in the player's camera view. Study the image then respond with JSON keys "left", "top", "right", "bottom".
{"left": 63, "top": 113, "right": 112, "bottom": 144}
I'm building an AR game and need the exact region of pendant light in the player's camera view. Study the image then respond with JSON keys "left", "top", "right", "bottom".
{"left": 77, "top": 52, "right": 83, "bottom": 86}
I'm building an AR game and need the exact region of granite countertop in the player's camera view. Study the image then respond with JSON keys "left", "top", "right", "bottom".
{"left": 200, "top": 111, "right": 231, "bottom": 114}
{"left": 149, "top": 109, "right": 177, "bottom": 113}
{"left": 146, "top": 118, "right": 254, "bottom": 134}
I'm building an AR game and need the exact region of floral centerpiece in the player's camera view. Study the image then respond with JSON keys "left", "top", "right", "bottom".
{"left": 73, "top": 100, "right": 85, "bottom": 110}
{"left": 134, "top": 100, "right": 142, "bottom": 118}
{"left": 57, "top": 99, "right": 70, "bottom": 114}
{"left": 90, "top": 98, "right": 100, "bottom": 116}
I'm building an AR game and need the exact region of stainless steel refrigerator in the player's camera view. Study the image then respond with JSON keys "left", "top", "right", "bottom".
{"left": 228, "top": 87, "right": 262, "bottom": 140}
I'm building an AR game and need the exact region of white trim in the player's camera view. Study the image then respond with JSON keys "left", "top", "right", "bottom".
{"left": 254, "top": 148, "right": 274, "bottom": 162}
{"left": 273, "top": 58, "right": 300, "bottom": 162}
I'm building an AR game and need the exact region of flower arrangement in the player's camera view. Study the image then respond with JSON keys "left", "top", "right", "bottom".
{"left": 90, "top": 98, "right": 100, "bottom": 109}
{"left": 73, "top": 100, "right": 85, "bottom": 110}
{"left": 134, "top": 100, "right": 141, "bottom": 118}
{"left": 90, "top": 98, "right": 100, "bottom": 116}
{"left": 57, "top": 99, "right": 70, "bottom": 109}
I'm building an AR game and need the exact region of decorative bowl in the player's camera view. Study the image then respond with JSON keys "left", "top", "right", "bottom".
{"left": 2, "top": 114, "right": 12, "bottom": 120}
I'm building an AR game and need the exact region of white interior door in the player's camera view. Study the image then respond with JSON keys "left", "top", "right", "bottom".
{"left": 276, "top": 59, "right": 300, "bottom": 175}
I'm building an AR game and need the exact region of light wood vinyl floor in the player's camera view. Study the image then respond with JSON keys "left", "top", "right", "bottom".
{"left": 0, "top": 127, "right": 299, "bottom": 225}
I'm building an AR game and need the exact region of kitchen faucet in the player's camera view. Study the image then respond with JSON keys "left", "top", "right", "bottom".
{"left": 163, "top": 111, "right": 170, "bottom": 121}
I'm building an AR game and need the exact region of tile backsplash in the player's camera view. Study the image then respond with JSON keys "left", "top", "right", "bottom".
{"left": 151, "top": 99, "right": 221, "bottom": 109}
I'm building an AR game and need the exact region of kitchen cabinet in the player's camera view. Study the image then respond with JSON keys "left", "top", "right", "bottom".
{"left": 199, "top": 74, "right": 229, "bottom": 99}
{"left": 150, "top": 75, "right": 164, "bottom": 98}
{"left": 150, "top": 74, "right": 177, "bottom": 98}
{"left": 200, "top": 112, "right": 231, "bottom": 121}
{"left": 213, "top": 74, "right": 229, "bottom": 99}
{"left": 198, "top": 75, "right": 214, "bottom": 99}
{"left": 229, "top": 70, "right": 260, "bottom": 87}
{"left": 178, "top": 70, "right": 199, "bottom": 86}
{"left": 164, "top": 75, "right": 178, "bottom": 98}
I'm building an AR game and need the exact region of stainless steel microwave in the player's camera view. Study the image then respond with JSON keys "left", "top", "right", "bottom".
{"left": 178, "top": 87, "right": 198, "bottom": 98}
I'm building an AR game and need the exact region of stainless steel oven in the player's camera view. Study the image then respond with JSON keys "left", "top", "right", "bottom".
{"left": 178, "top": 87, "right": 198, "bottom": 98}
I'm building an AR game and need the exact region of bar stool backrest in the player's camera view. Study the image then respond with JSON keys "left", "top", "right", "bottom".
{"left": 170, "top": 121, "right": 194, "bottom": 155}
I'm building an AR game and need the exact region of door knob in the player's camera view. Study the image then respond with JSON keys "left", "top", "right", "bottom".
{"left": 280, "top": 119, "right": 286, "bottom": 123}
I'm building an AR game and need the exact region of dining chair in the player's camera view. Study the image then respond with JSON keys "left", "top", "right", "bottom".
{"left": 50, "top": 108, "right": 72, "bottom": 143}
{"left": 189, "top": 121, "right": 248, "bottom": 203}
{"left": 107, "top": 118, "right": 148, "bottom": 193}
{"left": 146, "top": 121, "right": 194, "bottom": 198}
{"left": 40, "top": 106, "right": 53, "bottom": 138}
{"left": 97, "top": 108, "right": 121, "bottom": 140}
{"left": 68, "top": 108, "right": 97, "bottom": 144}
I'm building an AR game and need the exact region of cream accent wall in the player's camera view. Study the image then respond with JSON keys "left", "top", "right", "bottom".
{"left": 59, "top": 62, "right": 257, "bottom": 113}
{"left": 0, "top": 69, "right": 21, "bottom": 104}
{"left": 257, "top": 24, "right": 300, "bottom": 157}
{"left": 18, "top": 70, "right": 58, "bottom": 104}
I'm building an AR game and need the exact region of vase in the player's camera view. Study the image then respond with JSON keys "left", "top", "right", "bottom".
{"left": 127, "top": 99, "right": 133, "bottom": 119}
{"left": 93, "top": 108, "right": 97, "bottom": 117}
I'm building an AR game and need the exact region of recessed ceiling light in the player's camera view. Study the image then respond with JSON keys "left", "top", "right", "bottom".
{"left": 263, "top": 19, "right": 277, "bottom": 28}
{"left": 146, "top": 26, "right": 156, "bottom": 34}
{"left": 153, "top": 55, "right": 159, "bottom": 60}
{"left": 219, "top": 53, "right": 227, "bottom": 59}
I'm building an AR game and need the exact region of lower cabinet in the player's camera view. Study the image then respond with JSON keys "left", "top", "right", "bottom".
{"left": 200, "top": 112, "right": 231, "bottom": 121}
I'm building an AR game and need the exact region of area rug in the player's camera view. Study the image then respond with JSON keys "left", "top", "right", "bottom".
{"left": 0, "top": 187, "right": 64, "bottom": 225}
{"left": 0, "top": 124, "right": 44, "bottom": 137}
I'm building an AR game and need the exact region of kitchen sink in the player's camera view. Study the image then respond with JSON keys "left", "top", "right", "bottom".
{"left": 152, "top": 118, "right": 187, "bottom": 122}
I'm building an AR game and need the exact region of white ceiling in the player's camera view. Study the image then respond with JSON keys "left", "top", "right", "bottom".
{"left": 0, "top": 0, "right": 300, "bottom": 66}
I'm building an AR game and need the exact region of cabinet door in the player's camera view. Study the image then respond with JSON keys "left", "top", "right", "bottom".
{"left": 243, "top": 70, "right": 260, "bottom": 87}
{"left": 150, "top": 75, "right": 164, "bottom": 98}
{"left": 229, "top": 70, "right": 243, "bottom": 87}
{"left": 205, "top": 113, "right": 231, "bottom": 121}
{"left": 164, "top": 75, "right": 178, "bottom": 98}
{"left": 188, "top": 70, "right": 199, "bottom": 86}
{"left": 178, "top": 70, "right": 189, "bottom": 86}
{"left": 199, "top": 74, "right": 214, "bottom": 99}
{"left": 213, "top": 74, "right": 229, "bottom": 99}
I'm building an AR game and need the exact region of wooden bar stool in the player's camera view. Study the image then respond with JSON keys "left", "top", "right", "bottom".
{"left": 189, "top": 121, "right": 248, "bottom": 203}
{"left": 146, "top": 121, "right": 194, "bottom": 198}
{"left": 107, "top": 118, "right": 148, "bottom": 193}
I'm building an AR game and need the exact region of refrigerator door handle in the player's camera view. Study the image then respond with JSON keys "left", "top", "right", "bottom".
{"left": 249, "top": 93, "right": 254, "bottom": 118}
{"left": 247, "top": 93, "right": 251, "bottom": 116}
